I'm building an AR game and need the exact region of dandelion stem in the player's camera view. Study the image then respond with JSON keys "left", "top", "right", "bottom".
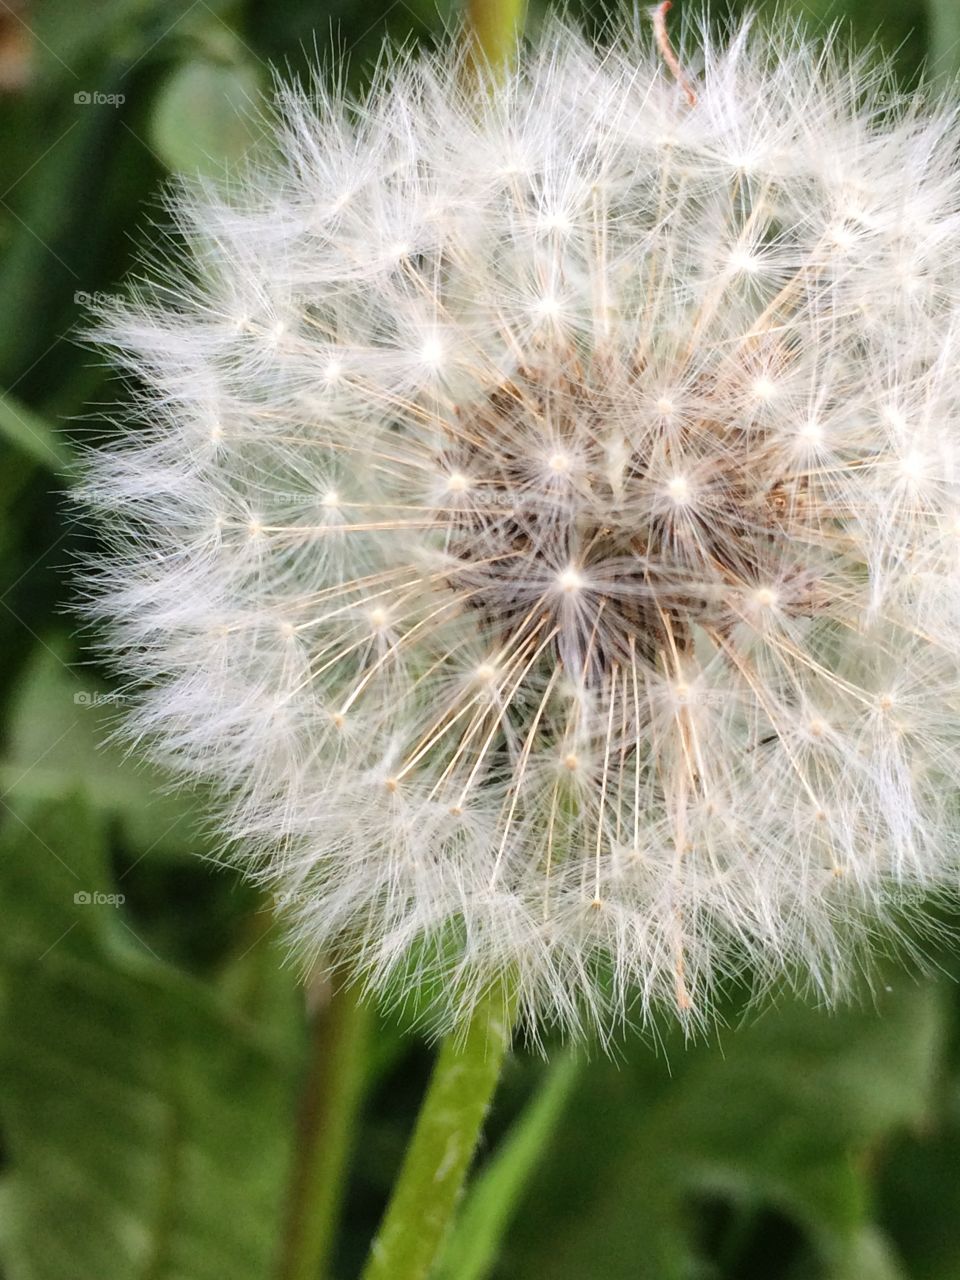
{"left": 277, "top": 977, "right": 371, "bottom": 1280}
{"left": 466, "top": 0, "right": 526, "bottom": 78}
{"left": 360, "top": 984, "right": 516, "bottom": 1280}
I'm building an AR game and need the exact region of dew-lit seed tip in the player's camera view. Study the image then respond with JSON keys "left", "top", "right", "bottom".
{"left": 798, "top": 419, "right": 822, "bottom": 445}
{"left": 750, "top": 375, "right": 778, "bottom": 402}
{"left": 80, "top": 11, "right": 960, "bottom": 1041}
{"left": 420, "top": 336, "right": 445, "bottom": 368}
{"left": 556, "top": 565, "right": 585, "bottom": 594}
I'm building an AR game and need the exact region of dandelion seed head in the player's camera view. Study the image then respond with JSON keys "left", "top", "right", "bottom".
{"left": 80, "top": 13, "right": 960, "bottom": 1042}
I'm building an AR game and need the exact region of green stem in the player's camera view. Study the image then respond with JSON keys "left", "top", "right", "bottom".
{"left": 465, "top": 0, "right": 527, "bottom": 78}
{"left": 360, "top": 985, "right": 516, "bottom": 1280}
{"left": 276, "top": 978, "right": 371, "bottom": 1280}
{"left": 928, "top": 0, "right": 960, "bottom": 85}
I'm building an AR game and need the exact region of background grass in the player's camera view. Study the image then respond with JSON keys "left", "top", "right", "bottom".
{"left": 1, "top": 1, "right": 959, "bottom": 1277}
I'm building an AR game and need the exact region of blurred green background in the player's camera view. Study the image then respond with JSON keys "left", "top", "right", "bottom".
{"left": 1, "top": 1, "right": 959, "bottom": 1277}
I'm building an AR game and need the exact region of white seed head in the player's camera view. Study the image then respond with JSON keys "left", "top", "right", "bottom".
{"left": 80, "top": 14, "right": 960, "bottom": 1042}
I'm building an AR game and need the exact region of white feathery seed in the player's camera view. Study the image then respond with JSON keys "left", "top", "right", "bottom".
{"left": 81, "top": 12, "right": 960, "bottom": 1040}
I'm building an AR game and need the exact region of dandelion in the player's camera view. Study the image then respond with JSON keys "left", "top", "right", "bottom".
{"left": 82, "top": 10, "right": 960, "bottom": 1048}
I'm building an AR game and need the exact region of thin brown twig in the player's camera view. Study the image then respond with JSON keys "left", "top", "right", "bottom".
{"left": 652, "top": 1, "right": 698, "bottom": 107}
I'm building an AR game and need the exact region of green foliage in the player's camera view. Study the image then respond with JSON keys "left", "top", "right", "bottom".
{"left": 501, "top": 983, "right": 947, "bottom": 1279}
{"left": 2, "top": 642, "right": 208, "bottom": 859}
{"left": 436, "top": 1053, "right": 582, "bottom": 1280}
{"left": 0, "top": 394, "right": 70, "bottom": 471}
{"left": 0, "top": 1, "right": 957, "bottom": 1278}
{"left": 149, "top": 55, "right": 264, "bottom": 178}
{"left": 0, "top": 793, "right": 302, "bottom": 1280}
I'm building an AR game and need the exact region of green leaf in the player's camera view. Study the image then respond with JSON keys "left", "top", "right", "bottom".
{"left": 504, "top": 981, "right": 947, "bottom": 1280}
{"left": 928, "top": 0, "right": 960, "bottom": 84}
{"left": 149, "top": 58, "right": 263, "bottom": 177}
{"left": 0, "top": 394, "right": 71, "bottom": 472}
{"left": 876, "top": 1056, "right": 960, "bottom": 1280}
{"left": 27, "top": 0, "right": 239, "bottom": 86}
{"left": 830, "top": 1226, "right": 911, "bottom": 1280}
{"left": 0, "top": 639, "right": 208, "bottom": 861}
{"left": 0, "top": 793, "right": 302, "bottom": 1280}
{"left": 436, "top": 1053, "right": 581, "bottom": 1280}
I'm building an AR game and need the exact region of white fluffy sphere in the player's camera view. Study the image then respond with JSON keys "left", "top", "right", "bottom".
{"left": 82, "top": 13, "right": 960, "bottom": 1039}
